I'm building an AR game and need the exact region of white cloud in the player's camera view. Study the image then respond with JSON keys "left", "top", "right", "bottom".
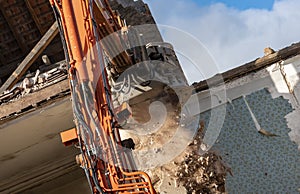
{"left": 144, "top": 0, "right": 300, "bottom": 83}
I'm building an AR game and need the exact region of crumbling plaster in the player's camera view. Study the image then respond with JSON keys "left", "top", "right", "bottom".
{"left": 193, "top": 54, "right": 300, "bottom": 150}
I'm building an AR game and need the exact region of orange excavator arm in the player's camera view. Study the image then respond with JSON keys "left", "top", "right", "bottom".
{"left": 50, "top": 0, "right": 156, "bottom": 193}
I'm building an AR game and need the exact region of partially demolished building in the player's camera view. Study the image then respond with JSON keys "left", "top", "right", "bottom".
{"left": 0, "top": 0, "right": 299, "bottom": 193}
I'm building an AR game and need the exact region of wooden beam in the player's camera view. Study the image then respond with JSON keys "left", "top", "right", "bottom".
{"left": 0, "top": 46, "right": 5, "bottom": 67}
{"left": 0, "top": 22, "right": 59, "bottom": 94}
{"left": 0, "top": 3, "right": 28, "bottom": 53}
{"left": 25, "top": 1, "right": 44, "bottom": 35}
{"left": 194, "top": 42, "right": 300, "bottom": 92}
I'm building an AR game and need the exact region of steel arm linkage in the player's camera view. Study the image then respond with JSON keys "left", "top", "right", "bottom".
{"left": 50, "top": 0, "right": 156, "bottom": 193}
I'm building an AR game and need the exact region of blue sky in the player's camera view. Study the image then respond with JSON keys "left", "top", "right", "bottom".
{"left": 144, "top": 0, "right": 300, "bottom": 83}
{"left": 193, "top": 0, "right": 275, "bottom": 10}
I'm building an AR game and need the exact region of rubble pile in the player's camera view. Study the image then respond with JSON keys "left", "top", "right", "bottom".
{"left": 175, "top": 121, "right": 231, "bottom": 194}
{"left": 127, "top": 89, "right": 231, "bottom": 193}
{"left": 176, "top": 152, "right": 229, "bottom": 194}
{"left": 0, "top": 61, "right": 67, "bottom": 105}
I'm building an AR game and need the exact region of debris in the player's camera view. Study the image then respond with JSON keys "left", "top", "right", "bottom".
{"left": 0, "top": 87, "right": 23, "bottom": 103}
{"left": 0, "top": 62, "right": 68, "bottom": 105}
{"left": 176, "top": 152, "right": 229, "bottom": 194}
{"left": 258, "top": 128, "right": 278, "bottom": 137}
{"left": 22, "top": 77, "right": 33, "bottom": 89}
{"left": 42, "top": 55, "right": 51, "bottom": 65}
{"left": 175, "top": 120, "right": 230, "bottom": 193}
{"left": 264, "top": 47, "right": 275, "bottom": 56}
{"left": 33, "top": 69, "right": 40, "bottom": 85}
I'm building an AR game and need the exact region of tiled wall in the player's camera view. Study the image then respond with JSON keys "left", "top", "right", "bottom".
{"left": 201, "top": 89, "right": 300, "bottom": 193}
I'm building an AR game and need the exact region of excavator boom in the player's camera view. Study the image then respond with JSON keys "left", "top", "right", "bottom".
{"left": 50, "top": 0, "right": 156, "bottom": 193}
